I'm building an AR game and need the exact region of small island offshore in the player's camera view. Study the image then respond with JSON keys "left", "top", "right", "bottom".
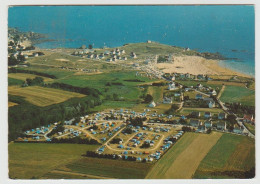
{"left": 7, "top": 26, "right": 255, "bottom": 180}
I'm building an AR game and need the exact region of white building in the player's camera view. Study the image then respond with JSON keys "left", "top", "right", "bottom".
{"left": 148, "top": 101, "right": 156, "bottom": 108}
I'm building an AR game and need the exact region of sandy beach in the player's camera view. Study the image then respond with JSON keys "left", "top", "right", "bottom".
{"left": 155, "top": 55, "right": 251, "bottom": 78}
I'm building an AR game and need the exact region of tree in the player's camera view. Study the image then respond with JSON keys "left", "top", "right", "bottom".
{"left": 26, "top": 78, "right": 33, "bottom": 86}
{"left": 166, "top": 104, "right": 179, "bottom": 115}
{"left": 8, "top": 55, "right": 19, "bottom": 66}
{"left": 184, "top": 96, "right": 189, "bottom": 101}
{"left": 89, "top": 44, "right": 93, "bottom": 49}
{"left": 171, "top": 104, "right": 179, "bottom": 111}
{"left": 144, "top": 94, "right": 153, "bottom": 103}
{"left": 17, "top": 55, "right": 25, "bottom": 62}
{"left": 124, "top": 128, "right": 133, "bottom": 134}
{"left": 206, "top": 128, "right": 212, "bottom": 134}
{"left": 33, "top": 77, "right": 44, "bottom": 84}
{"left": 9, "top": 41, "right": 14, "bottom": 46}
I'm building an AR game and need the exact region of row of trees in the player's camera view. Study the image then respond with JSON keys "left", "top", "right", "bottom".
{"left": 85, "top": 151, "right": 138, "bottom": 161}
{"left": 22, "top": 77, "right": 44, "bottom": 87}
{"left": 227, "top": 102, "right": 255, "bottom": 116}
{"left": 51, "top": 137, "right": 99, "bottom": 144}
{"left": 45, "top": 83, "right": 101, "bottom": 97}
{"left": 8, "top": 55, "right": 26, "bottom": 66}
{"left": 9, "top": 68, "right": 57, "bottom": 79}
{"left": 127, "top": 117, "right": 146, "bottom": 127}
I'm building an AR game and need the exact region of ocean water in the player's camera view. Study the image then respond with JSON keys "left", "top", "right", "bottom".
{"left": 8, "top": 5, "right": 255, "bottom": 76}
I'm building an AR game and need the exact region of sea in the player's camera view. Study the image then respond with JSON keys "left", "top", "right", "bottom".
{"left": 8, "top": 5, "right": 255, "bottom": 77}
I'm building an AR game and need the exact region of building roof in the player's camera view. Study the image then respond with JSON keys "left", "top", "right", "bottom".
{"left": 191, "top": 111, "right": 200, "bottom": 116}
{"left": 196, "top": 94, "right": 203, "bottom": 97}
{"left": 218, "top": 112, "right": 226, "bottom": 117}
{"left": 205, "top": 112, "right": 211, "bottom": 115}
{"left": 190, "top": 119, "right": 200, "bottom": 124}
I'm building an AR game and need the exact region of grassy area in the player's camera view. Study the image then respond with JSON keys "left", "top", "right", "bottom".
{"left": 16, "top": 65, "right": 75, "bottom": 79}
{"left": 244, "top": 123, "right": 255, "bottom": 135}
{"left": 132, "top": 103, "right": 172, "bottom": 114}
{"left": 116, "top": 42, "right": 199, "bottom": 59}
{"left": 220, "top": 86, "right": 255, "bottom": 106}
{"left": 193, "top": 133, "right": 255, "bottom": 179}
{"left": 179, "top": 107, "right": 223, "bottom": 116}
{"left": 8, "top": 77, "right": 23, "bottom": 86}
{"left": 92, "top": 100, "right": 136, "bottom": 112}
{"left": 56, "top": 70, "right": 156, "bottom": 101}
{"left": 8, "top": 73, "right": 54, "bottom": 82}
{"left": 176, "top": 80, "right": 222, "bottom": 90}
{"left": 8, "top": 86, "right": 85, "bottom": 107}
{"left": 60, "top": 157, "right": 152, "bottom": 179}
{"left": 8, "top": 143, "right": 99, "bottom": 179}
{"left": 147, "top": 86, "right": 165, "bottom": 102}
{"left": 183, "top": 91, "right": 208, "bottom": 99}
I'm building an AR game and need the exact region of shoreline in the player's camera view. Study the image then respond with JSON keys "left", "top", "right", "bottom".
{"left": 155, "top": 55, "right": 253, "bottom": 78}
{"left": 33, "top": 47, "right": 253, "bottom": 79}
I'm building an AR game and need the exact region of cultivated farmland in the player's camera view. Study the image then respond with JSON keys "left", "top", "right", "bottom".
{"left": 8, "top": 143, "right": 99, "bottom": 179}
{"left": 8, "top": 102, "right": 18, "bottom": 107}
{"left": 8, "top": 73, "right": 54, "bottom": 82}
{"left": 146, "top": 132, "right": 222, "bottom": 179}
{"left": 8, "top": 86, "right": 85, "bottom": 107}
{"left": 193, "top": 134, "right": 255, "bottom": 179}
{"left": 58, "top": 157, "right": 152, "bottom": 179}
{"left": 220, "top": 86, "right": 255, "bottom": 106}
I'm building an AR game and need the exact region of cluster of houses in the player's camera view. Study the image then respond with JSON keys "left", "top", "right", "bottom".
{"left": 71, "top": 48, "right": 137, "bottom": 62}
{"left": 195, "top": 94, "right": 216, "bottom": 108}
{"left": 165, "top": 73, "right": 212, "bottom": 81}
{"left": 243, "top": 114, "right": 255, "bottom": 124}
{"left": 187, "top": 111, "right": 246, "bottom": 134}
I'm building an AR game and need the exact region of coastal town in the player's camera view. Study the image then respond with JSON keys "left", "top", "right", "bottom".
{"left": 8, "top": 28, "right": 255, "bottom": 179}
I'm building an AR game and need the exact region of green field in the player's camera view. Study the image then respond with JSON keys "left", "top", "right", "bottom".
{"left": 92, "top": 100, "right": 137, "bottom": 112}
{"left": 220, "top": 86, "right": 255, "bottom": 106}
{"left": 59, "top": 157, "right": 152, "bottom": 179}
{"left": 244, "top": 123, "right": 255, "bottom": 135}
{"left": 56, "top": 70, "right": 156, "bottom": 101}
{"left": 179, "top": 107, "right": 223, "bottom": 116}
{"left": 176, "top": 80, "right": 222, "bottom": 90}
{"left": 8, "top": 77, "right": 23, "bottom": 86}
{"left": 115, "top": 42, "right": 199, "bottom": 58}
{"left": 8, "top": 143, "right": 99, "bottom": 179}
{"left": 147, "top": 86, "right": 165, "bottom": 102}
{"left": 193, "top": 133, "right": 255, "bottom": 179}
